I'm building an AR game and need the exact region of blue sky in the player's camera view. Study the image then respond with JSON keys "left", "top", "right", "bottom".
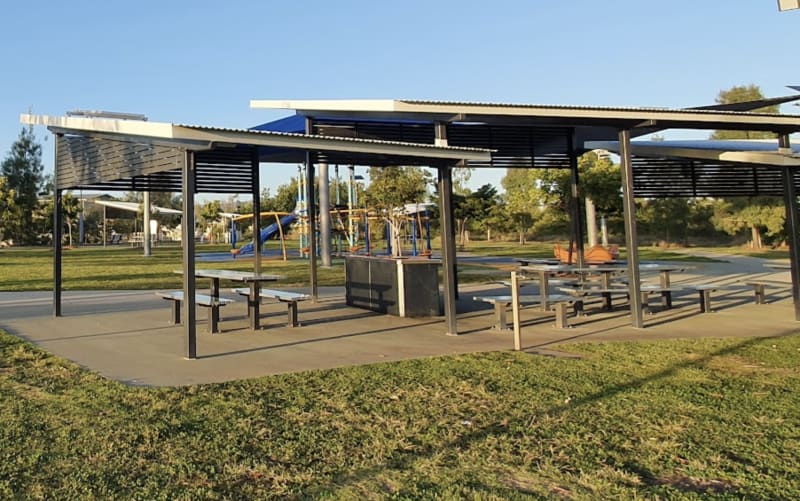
{"left": 1, "top": 1, "right": 798, "bottom": 196}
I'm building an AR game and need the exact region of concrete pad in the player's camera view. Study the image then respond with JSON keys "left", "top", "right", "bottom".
{"left": 1, "top": 255, "right": 798, "bottom": 387}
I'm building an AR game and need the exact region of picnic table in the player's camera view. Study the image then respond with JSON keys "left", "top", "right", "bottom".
{"left": 519, "top": 262, "right": 691, "bottom": 313}
{"left": 175, "top": 269, "right": 284, "bottom": 329}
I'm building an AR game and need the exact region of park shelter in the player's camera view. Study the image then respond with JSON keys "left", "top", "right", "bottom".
{"left": 91, "top": 199, "right": 182, "bottom": 245}
{"left": 21, "top": 113, "right": 491, "bottom": 358}
{"left": 250, "top": 97, "right": 800, "bottom": 328}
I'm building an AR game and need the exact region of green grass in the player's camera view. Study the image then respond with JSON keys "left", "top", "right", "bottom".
{"left": 0, "top": 244, "right": 344, "bottom": 291}
{"left": 0, "top": 240, "right": 768, "bottom": 292}
{"left": 1, "top": 329, "right": 798, "bottom": 499}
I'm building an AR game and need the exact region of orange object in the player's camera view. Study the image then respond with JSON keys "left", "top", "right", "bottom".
{"left": 554, "top": 243, "right": 615, "bottom": 264}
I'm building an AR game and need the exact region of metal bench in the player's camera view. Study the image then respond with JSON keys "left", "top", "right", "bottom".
{"left": 156, "top": 291, "right": 234, "bottom": 333}
{"left": 472, "top": 294, "right": 576, "bottom": 329}
{"left": 639, "top": 284, "right": 686, "bottom": 311}
{"left": 744, "top": 281, "right": 788, "bottom": 304}
{"left": 559, "top": 286, "right": 629, "bottom": 312}
{"left": 232, "top": 288, "right": 311, "bottom": 327}
{"left": 686, "top": 284, "right": 718, "bottom": 313}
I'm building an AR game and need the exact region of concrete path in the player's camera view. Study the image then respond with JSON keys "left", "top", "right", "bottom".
{"left": 1, "top": 253, "right": 797, "bottom": 387}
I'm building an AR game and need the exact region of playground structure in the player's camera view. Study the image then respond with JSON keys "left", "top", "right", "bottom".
{"left": 382, "top": 203, "right": 433, "bottom": 258}
{"left": 229, "top": 211, "right": 296, "bottom": 260}
{"left": 227, "top": 164, "right": 433, "bottom": 260}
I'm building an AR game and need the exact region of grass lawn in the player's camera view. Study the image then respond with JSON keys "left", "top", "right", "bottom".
{"left": 1, "top": 329, "right": 798, "bottom": 499}
{"left": 0, "top": 244, "right": 345, "bottom": 291}
{"left": 0, "top": 240, "right": 738, "bottom": 292}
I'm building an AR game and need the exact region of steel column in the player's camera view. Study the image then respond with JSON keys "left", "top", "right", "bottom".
{"left": 779, "top": 135, "right": 800, "bottom": 320}
{"left": 305, "top": 118, "right": 319, "bottom": 301}
{"left": 567, "top": 131, "right": 585, "bottom": 268}
{"left": 182, "top": 150, "right": 197, "bottom": 359}
{"left": 250, "top": 148, "right": 262, "bottom": 328}
{"left": 438, "top": 166, "right": 458, "bottom": 335}
{"left": 435, "top": 122, "right": 459, "bottom": 299}
{"left": 52, "top": 134, "right": 62, "bottom": 316}
{"left": 306, "top": 153, "right": 319, "bottom": 302}
{"left": 619, "top": 129, "right": 644, "bottom": 328}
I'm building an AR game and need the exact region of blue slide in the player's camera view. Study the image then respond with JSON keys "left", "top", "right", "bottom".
{"left": 233, "top": 213, "right": 297, "bottom": 255}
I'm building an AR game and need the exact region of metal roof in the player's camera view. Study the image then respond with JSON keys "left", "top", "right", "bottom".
{"left": 250, "top": 98, "right": 800, "bottom": 133}
{"left": 21, "top": 114, "right": 492, "bottom": 193}
{"left": 22, "top": 114, "right": 491, "bottom": 161}
{"left": 588, "top": 139, "right": 800, "bottom": 167}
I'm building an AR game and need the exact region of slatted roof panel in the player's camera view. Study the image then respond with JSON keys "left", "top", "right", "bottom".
{"left": 56, "top": 134, "right": 257, "bottom": 193}
{"left": 307, "top": 119, "right": 575, "bottom": 168}
{"left": 631, "top": 157, "right": 796, "bottom": 198}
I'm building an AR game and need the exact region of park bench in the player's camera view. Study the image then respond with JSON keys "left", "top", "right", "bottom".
{"left": 685, "top": 284, "right": 718, "bottom": 313}
{"left": 639, "top": 284, "right": 686, "bottom": 310}
{"left": 472, "top": 294, "right": 577, "bottom": 329}
{"left": 156, "top": 291, "right": 234, "bottom": 333}
{"left": 743, "top": 280, "right": 789, "bottom": 305}
{"left": 232, "top": 288, "right": 311, "bottom": 327}
{"left": 559, "top": 286, "right": 630, "bottom": 313}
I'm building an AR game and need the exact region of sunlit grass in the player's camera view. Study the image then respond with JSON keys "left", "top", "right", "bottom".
{"left": 1, "top": 330, "right": 798, "bottom": 498}
{"left": 0, "top": 239, "right": 766, "bottom": 292}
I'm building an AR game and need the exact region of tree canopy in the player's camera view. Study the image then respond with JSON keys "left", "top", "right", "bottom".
{"left": 1, "top": 126, "right": 46, "bottom": 244}
{"left": 710, "top": 84, "right": 778, "bottom": 140}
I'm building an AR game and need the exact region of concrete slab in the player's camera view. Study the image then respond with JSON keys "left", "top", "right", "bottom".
{"left": 1, "top": 254, "right": 798, "bottom": 387}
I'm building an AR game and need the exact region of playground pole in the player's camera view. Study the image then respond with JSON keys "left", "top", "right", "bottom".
{"left": 297, "top": 164, "right": 305, "bottom": 257}
{"left": 348, "top": 166, "right": 354, "bottom": 249}
{"left": 319, "top": 162, "right": 331, "bottom": 267}
{"left": 334, "top": 164, "right": 341, "bottom": 255}
{"left": 424, "top": 208, "right": 432, "bottom": 254}
{"left": 411, "top": 216, "right": 417, "bottom": 256}
{"left": 143, "top": 191, "right": 151, "bottom": 257}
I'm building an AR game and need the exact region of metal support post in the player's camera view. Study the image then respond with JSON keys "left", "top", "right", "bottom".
{"left": 619, "top": 129, "right": 644, "bottom": 328}
{"left": 779, "top": 134, "right": 800, "bottom": 320}
{"left": 53, "top": 134, "right": 62, "bottom": 317}
{"left": 438, "top": 166, "right": 458, "bottom": 335}
{"left": 182, "top": 150, "right": 197, "bottom": 358}
{"left": 306, "top": 153, "right": 318, "bottom": 301}
{"left": 568, "top": 131, "right": 585, "bottom": 268}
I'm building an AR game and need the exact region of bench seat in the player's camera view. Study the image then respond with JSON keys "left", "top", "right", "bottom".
{"left": 232, "top": 288, "right": 311, "bottom": 327}
{"left": 684, "top": 284, "right": 718, "bottom": 313}
{"left": 559, "top": 286, "right": 629, "bottom": 312}
{"left": 743, "top": 281, "right": 790, "bottom": 304}
{"left": 472, "top": 294, "right": 576, "bottom": 329}
{"left": 156, "top": 291, "right": 233, "bottom": 333}
{"left": 639, "top": 284, "right": 686, "bottom": 310}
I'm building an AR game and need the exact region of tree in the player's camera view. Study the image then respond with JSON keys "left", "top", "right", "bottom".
{"left": 711, "top": 197, "right": 785, "bottom": 248}
{"left": 501, "top": 168, "right": 541, "bottom": 244}
{"left": 500, "top": 153, "right": 623, "bottom": 244}
{"left": 710, "top": 84, "right": 778, "bottom": 140}
{"left": 451, "top": 166, "right": 475, "bottom": 196}
{"left": 266, "top": 178, "right": 300, "bottom": 213}
{"left": 0, "top": 177, "right": 19, "bottom": 243}
{"left": 365, "top": 166, "right": 431, "bottom": 256}
{"left": 199, "top": 200, "right": 223, "bottom": 243}
{"left": 1, "top": 126, "right": 45, "bottom": 244}
{"left": 453, "top": 184, "right": 500, "bottom": 246}
{"left": 708, "top": 84, "right": 782, "bottom": 248}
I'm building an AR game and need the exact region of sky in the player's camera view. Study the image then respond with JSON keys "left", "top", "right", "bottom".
{"left": 0, "top": 1, "right": 798, "bottom": 198}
